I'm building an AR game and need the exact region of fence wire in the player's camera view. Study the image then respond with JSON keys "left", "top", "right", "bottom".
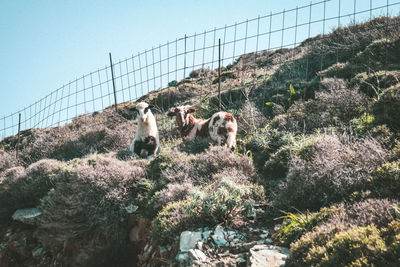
{"left": 1, "top": 0, "right": 400, "bottom": 141}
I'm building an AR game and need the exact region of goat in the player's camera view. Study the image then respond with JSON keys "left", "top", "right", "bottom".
{"left": 130, "top": 102, "right": 160, "bottom": 159}
{"left": 167, "top": 105, "right": 237, "bottom": 150}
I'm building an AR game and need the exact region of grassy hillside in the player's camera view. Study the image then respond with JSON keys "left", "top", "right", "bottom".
{"left": 1, "top": 16, "right": 400, "bottom": 266}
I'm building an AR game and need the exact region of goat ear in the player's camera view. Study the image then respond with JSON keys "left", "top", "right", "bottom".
{"left": 130, "top": 107, "right": 138, "bottom": 112}
{"left": 167, "top": 108, "right": 176, "bottom": 117}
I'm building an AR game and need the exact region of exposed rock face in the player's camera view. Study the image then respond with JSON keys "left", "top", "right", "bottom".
{"left": 249, "top": 245, "right": 290, "bottom": 267}
{"left": 138, "top": 225, "right": 286, "bottom": 267}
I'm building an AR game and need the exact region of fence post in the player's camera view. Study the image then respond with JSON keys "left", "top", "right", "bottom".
{"left": 16, "top": 113, "right": 21, "bottom": 160}
{"left": 218, "top": 38, "right": 221, "bottom": 111}
{"left": 109, "top": 52, "right": 118, "bottom": 113}
{"left": 183, "top": 35, "right": 187, "bottom": 79}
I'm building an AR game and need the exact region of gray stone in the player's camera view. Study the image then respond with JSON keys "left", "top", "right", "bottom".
{"left": 188, "top": 249, "right": 207, "bottom": 262}
{"left": 176, "top": 252, "right": 189, "bottom": 263}
{"left": 202, "top": 229, "right": 212, "bottom": 240}
{"left": 196, "top": 241, "right": 204, "bottom": 250}
{"left": 180, "top": 230, "right": 203, "bottom": 252}
{"left": 212, "top": 226, "right": 229, "bottom": 247}
{"left": 12, "top": 208, "right": 41, "bottom": 224}
{"left": 249, "top": 245, "right": 290, "bottom": 267}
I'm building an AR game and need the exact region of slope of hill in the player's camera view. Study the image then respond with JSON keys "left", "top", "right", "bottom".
{"left": 1, "top": 16, "right": 400, "bottom": 266}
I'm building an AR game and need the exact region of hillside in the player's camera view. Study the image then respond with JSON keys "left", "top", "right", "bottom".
{"left": 1, "top": 16, "right": 400, "bottom": 266}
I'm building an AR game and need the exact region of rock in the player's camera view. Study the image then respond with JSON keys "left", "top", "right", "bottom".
{"left": 249, "top": 245, "right": 289, "bottom": 267}
{"left": 188, "top": 249, "right": 207, "bottom": 262}
{"left": 11, "top": 208, "right": 41, "bottom": 224}
{"left": 176, "top": 252, "right": 189, "bottom": 263}
{"left": 180, "top": 230, "right": 203, "bottom": 252}
{"left": 212, "top": 226, "right": 229, "bottom": 247}
{"left": 197, "top": 241, "right": 204, "bottom": 250}
{"left": 202, "top": 229, "right": 212, "bottom": 241}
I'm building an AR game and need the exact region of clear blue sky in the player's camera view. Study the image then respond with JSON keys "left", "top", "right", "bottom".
{"left": 0, "top": 0, "right": 396, "bottom": 118}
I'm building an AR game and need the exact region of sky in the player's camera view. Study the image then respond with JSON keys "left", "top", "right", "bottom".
{"left": 0, "top": 0, "right": 397, "bottom": 121}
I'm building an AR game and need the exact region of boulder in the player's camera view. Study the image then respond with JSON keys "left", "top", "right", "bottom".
{"left": 249, "top": 245, "right": 289, "bottom": 267}
{"left": 11, "top": 208, "right": 41, "bottom": 225}
{"left": 180, "top": 230, "right": 203, "bottom": 252}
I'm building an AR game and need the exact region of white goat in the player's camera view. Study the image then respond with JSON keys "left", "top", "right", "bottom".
{"left": 130, "top": 102, "right": 160, "bottom": 159}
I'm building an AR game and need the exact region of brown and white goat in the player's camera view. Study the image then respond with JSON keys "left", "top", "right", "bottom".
{"left": 167, "top": 105, "right": 237, "bottom": 149}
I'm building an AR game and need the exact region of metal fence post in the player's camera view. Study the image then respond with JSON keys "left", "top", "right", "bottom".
{"left": 109, "top": 52, "right": 118, "bottom": 112}
{"left": 16, "top": 113, "right": 21, "bottom": 160}
{"left": 218, "top": 38, "right": 221, "bottom": 111}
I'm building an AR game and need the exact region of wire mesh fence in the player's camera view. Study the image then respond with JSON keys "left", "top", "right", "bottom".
{"left": 1, "top": 0, "right": 400, "bottom": 142}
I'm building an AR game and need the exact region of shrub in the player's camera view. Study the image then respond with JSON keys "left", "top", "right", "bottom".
{"left": 372, "top": 84, "right": 400, "bottom": 131}
{"left": 270, "top": 79, "right": 368, "bottom": 133}
{"left": 0, "top": 159, "right": 60, "bottom": 225}
{"left": 0, "top": 150, "right": 17, "bottom": 175}
{"left": 150, "top": 181, "right": 194, "bottom": 214}
{"left": 351, "top": 71, "right": 400, "bottom": 98}
{"left": 291, "top": 225, "right": 387, "bottom": 267}
{"left": 243, "top": 126, "right": 294, "bottom": 173}
{"left": 36, "top": 154, "right": 146, "bottom": 266}
{"left": 369, "top": 160, "right": 400, "bottom": 200}
{"left": 274, "top": 134, "right": 388, "bottom": 211}
{"left": 236, "top": 101, "right": 267, "bottom": 135}
{"left": 275, "top": 206, "right": 339, "bottom": 247}
{"left": 318, "top": 37, "right": 400, "bottom": 80}
{"left": 151, "top": 177, "right": 264, "bottom": 245}
{"left": 287, "top": 199, "right": 400, "bottom": 267}
{"left": 0, "top": 110, "right": 136, "bottom": 165}
{"left": 148, "top": 146, "right": 254, "bottom": 187}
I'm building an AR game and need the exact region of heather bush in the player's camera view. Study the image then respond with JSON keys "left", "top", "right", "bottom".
{"left": 151, "top": 177, "right": 264, "bottom": 245}
{"left": 0, "top": 159, "right": 60, "bottom": 225}
{"left": 0, "top": 150, "right": 17, "bottom": 175}
{"left": 150, "top": 181, "right": 194, "bottom": 214}
{"left": 274, "top": 134, "right": 388, "bottom": 210}
{"left": 318, "top": 36, "right": 400, "bottom": 80}
{"left": 1, "top": 110, "right": 136, "bottom": 165}
{"left": 287, "top": 199, "right": 400, "bottom": 266}
{"left": 372, "top": 84, "right": 400, "bottom": 131}
{"left": 270, "top": 80, "right": 368, "bottom": 133}
{"left": 148, "top": 146, "right": 254, "bottom": 187}
{"left": 351, "top": 71, "right": 400, "bottom": 98}
{"left": 236, "top": 101, "right": 267, "bottom": 135}
{"left": 243, "top": 126, "right": 294, "bottom": 173}
{"left": 369, "top": 160, "right": 400, "bottom": 200}
{"left": 36, "top": 154, "right": 146, "bottom": 266}
{"left": 189, "top": 67, "right": 214, "bottom": 78}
